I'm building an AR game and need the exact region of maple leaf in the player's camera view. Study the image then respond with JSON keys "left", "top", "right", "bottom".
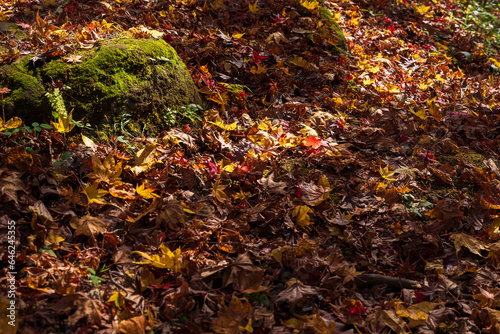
{"left": 212, "top": 296, "right": 253, "bottom": 333}
{"left": 302, "top": 136, "right": 326, "bottom": 149}
{"left": 291, "top": 205, "right": 314, "bottom": 231}
{"left": 156, "top": 199, "right": 185, "bottom": 230}
{"left": 0, "top": 116, "right": 22, "bottom": 131}
{"left": 379, "top": 165, "right": 397, "bottom": 182}
{"left": 107, "top": 291, "right": 126, "bottom": 308}
{"left": 136, "top": 183, "right": 160, "bottom": 199}
{"left": 450, "top": 233, "right": 488, "bottom": 257}
{"left": 63, "top": 54, "right": 83, "bottom": 64}
{"left": 51, "top": 109, "right": 76, "bottom": 133}
{"left": 87, "top": 153, "right": 122, "bottom": 186}
{"left": 82, "top": 182, "right": 108, "bottom": 205}
{"left": 132, "top": 244, "right": 183, "bottom": 273}
{"left": 128, "top": 144, "right": 156, "bottom": 176}
{"left": 212, "top": 179, "right": 230, "bottom": 202}
{"left": 70, "top": 214, "right": 107, "bottom": 240}
{"left": 248, "top": 1, "right": 259, "bottom": 14}
{"left": 300, "top": 0, "right": 320, "bottom": 10}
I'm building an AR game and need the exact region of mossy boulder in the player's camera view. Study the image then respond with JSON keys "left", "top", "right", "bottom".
{"left": 0, "top": 36, "right": 202, "bottom": 137}
{"left": 295, "top": 2, "right": 347, "bottom": 54}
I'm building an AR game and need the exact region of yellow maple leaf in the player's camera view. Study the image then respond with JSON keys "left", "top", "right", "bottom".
{"left": 108, "top": 291, "right": 126, "bottom": 308}
{"left": 410, "top": 107, "right": 427, "bottom": 120}
{"left": 0, "top": 116, "right": 22, "bottom": 131}
{"left": 415, "top": 4, "right": 430, "bottom": 15}
{"left": 435, "top": 74, "right": 446, "bottom": 83}
{"left": 51, "top": 109, "right": 76, "bottom": 133}
{"left": 82, "top": 182, "right": 108, "bottom": 205}
{"left": 490, "top": 58, "right": 500, "bottom": 67}
{"left": 291, "top": 205, "right": 314, "bottom": 231}
{"left": 132, "top": 244, "right": 182, "bottom": 273}
{"left": 300, "top": 0, "right": 319, "bottom": 10}
{"left": 136, "top": 183, "right": 160, "bottom": 199}
{"left": 212, "top": 179, "right": 230, "bottom": 202}
{"left": 88, "top": 153, "right": 123, "bottom": 186}
{"left": 379, "top": 165, "right": 397, "bottom": 181}
{"left": 248, "top": 1, "right": 259, "bottom": 14}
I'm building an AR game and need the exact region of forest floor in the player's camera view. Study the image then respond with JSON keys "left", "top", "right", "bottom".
{"left": 1, "top": 0, "right": 500, "bottom": 333}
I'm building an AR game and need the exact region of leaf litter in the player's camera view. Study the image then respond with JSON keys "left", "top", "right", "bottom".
{"left": 1, "top": 0, "right": 500, "bottom": 333}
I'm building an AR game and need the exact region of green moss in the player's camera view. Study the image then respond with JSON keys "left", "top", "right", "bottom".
{"left": 440, "top": 149, "right": 486, "bottom": 167}
{"left": 0, "top": 36, "right": 202, "bottom": 138}
{"left": 318, "top": 6, "right": 347, "bottom": 52}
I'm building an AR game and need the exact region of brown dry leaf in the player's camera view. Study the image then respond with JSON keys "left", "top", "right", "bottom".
{"left": 224, "top": 253, "right": 265, "bottom": 293}
{"left": 0, "top": 168, "right": 27, "bottom": 203}
{"left": 68, "top": 293, "right": 102, "bottom": 326}
{"left": 5, "top": 146, "right": 33, "bottom": 171}
{"left": 299, "top": 177, "right": 331, "bottom": 206}
{"left": 450, "top": 233, "right": 488, "bottom": 257}
{"left": 109, "top": 182, "right": 137, "bottom": 200}
{"left": 128, "top": 144, "right": 156, "bottom": 176}
{"left": 369, "top": 309, "right": 407, "bottom": 334}
{"left": 284, "top": 312, "right": 336, "bottom": 332}
{"left": 212, "top": 179, "right": 230, "bottom": 202}
{"left": 70, "top": 214, "right": 107, "bottom": 240}
{"left": 212, "top": 296, "right": 253, "bottom": 333}
{"left": 87, "top": 152, "right": 122, "bottom": 186}
{"left": 163, "top": 128, "right": 196, "bottom": 149}
{"left": 29, "top": 200, "right": 54, "bottom": 223}
{"left": 275, "top": 282, "right": 319, "bottom": 309}
{"left": 118, "top": 315, "right": 147, "bottom": 334}
{"left": 156, "top": 199, "right": 185, "bottom": 230}
{"left": 257, "top": 172, "right": 287, "bottom": 194}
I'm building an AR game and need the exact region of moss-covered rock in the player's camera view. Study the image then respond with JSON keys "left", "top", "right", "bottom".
{"left": 295, "top": 1, "right": 347, "bottom": 54}
{"left": 318, "top": 6, "right": 347, "bottom": 53}
{"left": 0, "top": 36, "right": 202, "bottom": 137}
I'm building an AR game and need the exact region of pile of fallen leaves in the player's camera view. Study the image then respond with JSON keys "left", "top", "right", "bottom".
{"left": 1, "top": 0, "right": 500, "bottom": 333}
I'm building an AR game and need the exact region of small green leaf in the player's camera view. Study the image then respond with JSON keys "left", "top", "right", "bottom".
{"left": 61, "top": 152, "right": 72, "bottom": 160}
{"left": 52, "top": 160, "right": 68, "bottom": 167}
{"left": 87, "top": 268, "right": 97, "bottom": 275}
{"left": 3, "top": 131, "right": 12, "bottom": 136}
{"left": 460, "top": 51, "right": 472, "bottom": 61}
{"left": 32, "top": 122, "right": 40, "bottom": 127}
{"left": 39, "top": 245, "right": 57, "bottom": 258}
{"left": 40, "top": 124, "right": 53, "bottom": 129}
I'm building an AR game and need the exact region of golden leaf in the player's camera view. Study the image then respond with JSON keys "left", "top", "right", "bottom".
{"left": 212, "top": 179, "right": 230, "bottom": 202}
{"left": 291, "top": 205, "right": 314, "bottom": 231}
{"left": 379, "top": 166, "right": 397, "bottom": 181}
{"left": 0, "top": 117, "right": 22, "bottom": 131}
{"left": 52, "top": 109, "right": 76, "bottom": 133}
{"left": 248, "top": 1, "right": 259, "bottom": 14}
{"left": 82, "top": 182, "right": 108, "bottom": 205}
{"left": 136, "top": 183, "right": 160, "bottom": 199}
{"left": 300, "top": 0, "right": 320, "bottom": 10}
{"left": 132, "top": 244, "right": 182, "bottom": 273}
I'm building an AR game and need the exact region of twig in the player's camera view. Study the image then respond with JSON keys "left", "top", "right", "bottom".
{"left": 354, "top": 273, "right": 422, "bottom": 289}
